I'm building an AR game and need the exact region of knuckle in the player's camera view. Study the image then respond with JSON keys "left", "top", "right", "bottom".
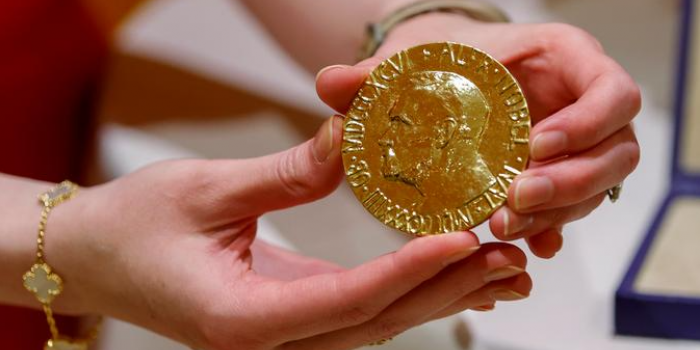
{"left": 541, "top": 22, "right": 575, "bottom": 36}
{"left": 332, "top": 276, "right": 381, "bottom": 326}
{"left": 368, "top": 319, "right": 408, "bottom": 340}
{"left": 171, "top": 160, "right": 223, "bottom": 209}
{"left": 547, "top": 208, "right": 569, "bottom": 227}
{"left": 558, "top": 196, "right": 599, "bottom": 224}
{"left": 136, "top": 160, "right": 217, "bottom": 209}
{"left": 578, "top": 115, "right": 605, "bottom": 142}
{"left": 274, "top": 146, "right": 314, "bottom": 198}
{"left": 569, "top": 168, "right": 599, "bottom": 200}
{"left": 509, "top": 245, "right": 528, "bottom": 267}
{"left": 580, "top": 30, "right": 604, "bottom": 51}
{"left": 167, "top": 159, "right": 216, "bottom": 191}
{"left": 626, "top": 82, "right": 643, "bottom": 115}
{"left": 337, "top": 305, "right": 376, "bottom": 326}
{"left": 453, "top": 271, "right": 486, "bottom": 296}
{"left": 390, "top": 247, "right": 425, "bottom": 285}
{"left": 614, "top": 74, "right": 643, "bottom": 116}
{"left": 622, "top": 141, "right": 641, "bottom": 175}
{"left": 541, "top": 23, "right": 601, "bottom": 50}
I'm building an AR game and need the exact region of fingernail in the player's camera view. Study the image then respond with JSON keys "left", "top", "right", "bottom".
{"left": 312, "top": 115, "right": 340, "bottom": 163}
{"left": 514, "top": 176, "right": 555, "bottom": 211}
{"left": 443, "top": 245, "right": 480, "bottom": 266}
{"left": 531, "top": 131, "right": 567, "bottom": 160}
{"left": 315, "top": 64, "right": 349, "bottom": 82}
{"left": 491, "top": 289, "right": 528, "bottom": 301}
{"left": 484, "top": 265, "right": 525, "bottom": 282}
{"left": 472, "top": 304, "right": 495, "bottom": 312}
{"left": 502, "top": 210, "right": 534, "bottom": 237}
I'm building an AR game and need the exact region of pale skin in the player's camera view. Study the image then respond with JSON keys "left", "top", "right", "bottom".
{"left": 0, "top": 0, "right": 640, "bottom": 349}
{"left": 242, "top": 1, "right": 641, "bottom": 256}
{"left": 311, "top": 12, "right": 641, "bottom": 258}
{"left": 0, "top": 120, "right": 530, "bottom": 349}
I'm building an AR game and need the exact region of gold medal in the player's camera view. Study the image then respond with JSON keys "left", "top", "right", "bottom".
{"left": 342, "top": 42, "right": 530, "bottom": 236}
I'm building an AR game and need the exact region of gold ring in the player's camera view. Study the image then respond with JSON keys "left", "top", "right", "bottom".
{"left": 368, "top": 337, "right": 393, "bottom": 346}
{"left": 607, "top": 183, "right": 623, "bottom": 203}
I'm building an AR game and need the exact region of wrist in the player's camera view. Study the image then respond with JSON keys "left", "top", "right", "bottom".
{"left": 362, "top": 0, "right": 508, "bottom": 61}
{"left": 17, "top": 181, "right": 106, "bottom": 350}
{"left": 47, "top": 185, "right": 102, "bottom": 315}
{"left": 0, "top": 177, "right": 54, "bottom": 309}
{"left": 376, "top": 11, "right": 483, "bottom": 58}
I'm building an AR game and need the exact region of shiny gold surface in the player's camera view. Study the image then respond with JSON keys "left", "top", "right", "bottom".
{"left": 342, "top": 42, "right": 530, "bottom": 235}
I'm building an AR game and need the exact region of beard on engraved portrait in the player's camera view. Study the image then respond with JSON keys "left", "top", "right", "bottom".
{"left": 378, "top": 71, "right": 497, "bottom": 210}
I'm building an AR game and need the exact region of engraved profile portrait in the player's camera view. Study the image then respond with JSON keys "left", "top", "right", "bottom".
{"left": 378, "top": 71, "right": 496, "bottom": 208}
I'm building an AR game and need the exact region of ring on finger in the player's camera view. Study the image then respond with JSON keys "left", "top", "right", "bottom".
{"left": 607, "top": 182, "right": 623, "bottom": 203}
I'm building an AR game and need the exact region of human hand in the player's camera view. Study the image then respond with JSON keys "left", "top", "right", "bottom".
{"left": 315, "top": 13, "right": 641, "bottom": 259}
{"left": 46, "top": 115, "right": 531, "bottom": 350}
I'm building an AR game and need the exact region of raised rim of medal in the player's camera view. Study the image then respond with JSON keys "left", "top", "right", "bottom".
{"left": 341, "top": 42, "right": 531, "bottom": 236}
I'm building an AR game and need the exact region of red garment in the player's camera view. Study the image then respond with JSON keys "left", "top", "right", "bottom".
{"left": 0, "top": 1, "right": 107, "bottom": 348}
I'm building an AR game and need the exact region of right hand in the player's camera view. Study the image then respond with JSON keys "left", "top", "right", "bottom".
{"left": 47, "top": 115, "right": 531, "bottom": 350}
{"left": 316, "top": 17, "right": 641, "bottom": 260}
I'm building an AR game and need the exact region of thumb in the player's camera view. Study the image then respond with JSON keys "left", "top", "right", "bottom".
{"left": 215, "top": 114, "right": 345, "bottom": 217}
{"left": 315, "top": 58, "right": 382, "bottom": 113}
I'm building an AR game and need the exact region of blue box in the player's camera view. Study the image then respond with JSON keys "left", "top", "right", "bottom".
{"left": 615, "top": 0, "right": 700, "bottom": 340}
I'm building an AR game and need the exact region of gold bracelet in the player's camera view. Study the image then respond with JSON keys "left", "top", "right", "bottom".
{"left": 360, "top": 0, "right": 510, "bottom": 61}
{"left": 22, "top": 181, "right": 101, "bottom": 350}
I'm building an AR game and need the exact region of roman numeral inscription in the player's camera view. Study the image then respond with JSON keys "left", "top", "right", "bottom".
{"left": 378, "top": 50, "right": 412, "bottom": 80}
{"left": 344, "top": 50, "right": 414, "bottom": 156}
{"left": 432, "top": 165, "right": 521, "bottom": 233}
{"left": 342, "top": 120, "right": 366, "bottom": 154}
{"left": 341, "top": 43, "right": 530, "bottom": 236}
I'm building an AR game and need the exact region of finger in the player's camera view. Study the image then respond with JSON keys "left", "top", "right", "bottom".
{"left": 315, "top": 58, "right": 381, "bottom": 113}
{"left": 490, "top": 193, "right": 605, "bottom": 240}
{"left": 198, "top": 115, "right": 346, "bottom": 220}
{"left": 250, "top": 240, "right": 345, "bottom": 280}
{"left": 259, "top": 231, "right": 480, "bottom": 342}
{"left": 526, "top": 228, "right": 564, "bottom": 259}
{"left": 509, "top": 125, "right": 639, "bottom": 213}
{"left": 530, "top": 51, "right": 641, "bottom": 161}
{"left": 282, "top": 243, "right": 526, "bottom": 350}
{"left": 429, "top": 273, "right": 533, "bottom": 320}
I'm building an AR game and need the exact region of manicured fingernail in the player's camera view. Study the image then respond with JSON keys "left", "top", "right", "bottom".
{"left": 484, "top": 265, "right": 525, "bottom": 282}
{"left": 531, "top": 131, "right": 567, "bottom": 160}
{"left": 443, "top": 245, "right": 480, "bottom": 266}
{"left": 491, "top": 289, "right": 528, "bottom": 301}
{"left": 502, "top": 210, "right": 534, "bottom": 237}
{"left": 315, "top": 64, "right": 350, "bottom": 82}
{"left": 472, "top": 304, "right": 495, "bottom": 312}
{"left": 514, "top": 176, "right": 555, "bottom": 211}
{"left": 312, "top": 115, "right": 341, "bottom": 163}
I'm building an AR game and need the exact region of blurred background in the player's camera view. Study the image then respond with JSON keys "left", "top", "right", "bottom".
{"left": 3, "top": 0, "right": 695, "bottom": 349}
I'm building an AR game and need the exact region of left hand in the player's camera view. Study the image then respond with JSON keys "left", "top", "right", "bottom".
{"left": 315, "top": 13, "right": 641, "bottom": 259}
{"left": 45, "top": 116, "right": 531, "bottom": 350}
